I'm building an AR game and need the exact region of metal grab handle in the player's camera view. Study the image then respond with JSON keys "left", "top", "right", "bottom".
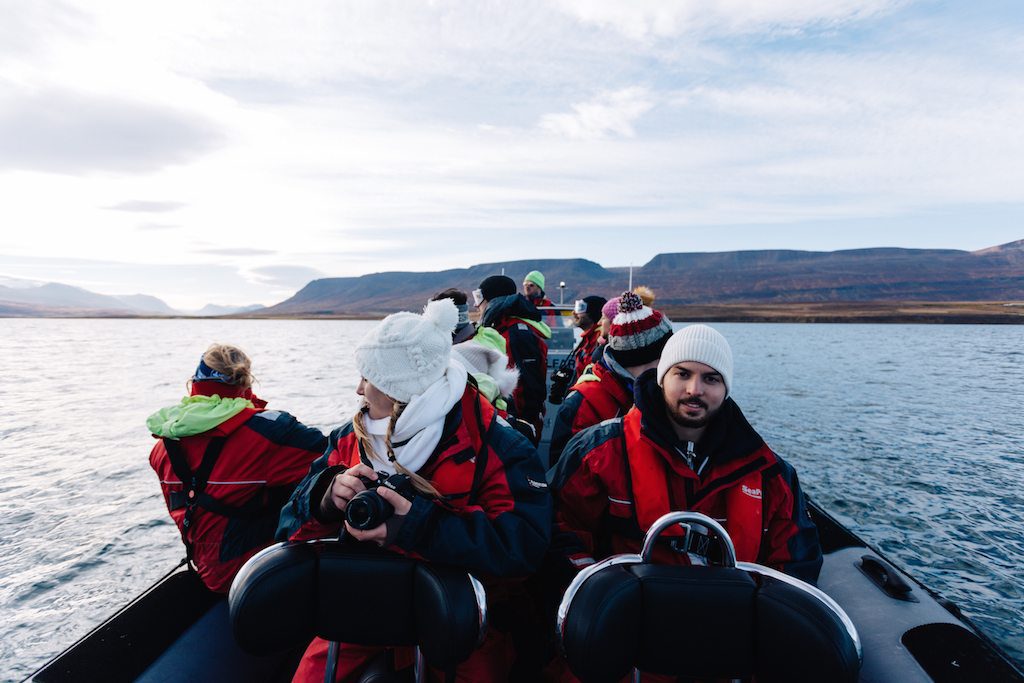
{"left": 639, "top": 511, "right": 738, "bottom": 567}
{"left": 467, "top": 573, "right": 488, "bottom": 647}
{"left": 556, "top": 554, "right": 643, "bottom": 645}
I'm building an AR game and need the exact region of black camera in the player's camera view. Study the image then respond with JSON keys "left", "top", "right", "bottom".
{"left": 346, "top": 472, "right": 418, "bottom": 530}
{"left": 548, "top": 366, "right": 575, "bottom": 405}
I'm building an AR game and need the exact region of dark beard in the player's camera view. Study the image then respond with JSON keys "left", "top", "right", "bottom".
{"left": 666, "top": 398, "right": 720, "bottom": 429}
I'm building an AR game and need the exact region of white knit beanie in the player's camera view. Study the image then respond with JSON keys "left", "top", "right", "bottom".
{"left": 354, "top": 298, "right": 458, "bottom": 403}
{"left": 451, "top": 340, "right": 520, "bottom": 397}
{"left": 656, "top": 324, "right": 733, "bottom": 395}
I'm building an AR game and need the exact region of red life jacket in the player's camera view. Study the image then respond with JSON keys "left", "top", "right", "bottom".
{"left": 569, "top": 362, "right": 633, "bottom": 432}
{"left": 574, "top": 325, "right": 601, "bottom": 378}
{"left": 620, "top": 409, "right": 773, "bottom": 564}
{"left": 150, "top": 384, "right": 325, "bottom": 593}
{"left": 492, "top": 316, "right": 549, "bottom": 440}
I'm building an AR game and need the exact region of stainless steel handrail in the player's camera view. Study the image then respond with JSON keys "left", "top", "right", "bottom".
{"left": 555, "top": 554, "right": 642, "bottom": 645}
{"left": 639, "top": 511, "right": 738, "bottom": 567}
{"left": 467, "top": 573, "right": 488, "bottom": 647}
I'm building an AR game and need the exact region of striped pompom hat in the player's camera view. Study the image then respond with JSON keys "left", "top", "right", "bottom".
{"left": 606, "top": 291, "right": 674, "bottom": 367}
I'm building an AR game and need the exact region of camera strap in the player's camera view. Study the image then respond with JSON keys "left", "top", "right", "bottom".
{"left": 561, "top": 335, "right": 588, "bottom": 372}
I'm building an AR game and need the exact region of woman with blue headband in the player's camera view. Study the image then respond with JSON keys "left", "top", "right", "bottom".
{"left": 147, "top": 343, "right": 327, "bottom": 593}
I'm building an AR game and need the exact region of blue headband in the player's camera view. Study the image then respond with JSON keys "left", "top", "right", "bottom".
{"left": 192, "top": 357, "right": 234, "bottom": 384}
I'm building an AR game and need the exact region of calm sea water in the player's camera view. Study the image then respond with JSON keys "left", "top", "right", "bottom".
{"left": 1, "top": 319, "right": 1022, "bottom": 680}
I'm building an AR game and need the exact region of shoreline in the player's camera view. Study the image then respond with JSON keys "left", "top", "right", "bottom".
{"left": 3, "top": 301, "right": 1023, "bottom": 323}
{"left": 654, "top": 301, "right": 1024, "bottom": 324}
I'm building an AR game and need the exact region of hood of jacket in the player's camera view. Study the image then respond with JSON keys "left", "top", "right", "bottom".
{"left": 481, "top": 294, "right": 552, "bottom": 338}
{"left": 146, "top": 381, "right": 267, "bottom": 439}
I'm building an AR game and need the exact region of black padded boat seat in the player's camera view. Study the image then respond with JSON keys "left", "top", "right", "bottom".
{"left": 559, "top": 562, "right": 861, "bottom": 683}
{"left": 228, "top": 541, "right": 485, "bottom": 673}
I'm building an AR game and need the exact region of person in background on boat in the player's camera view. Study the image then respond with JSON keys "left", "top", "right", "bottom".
{"left": 523, "top": 269, "right": 559, "bottom": 329}
{"left": 571, "top": 295, "right": 606, "bottom": 379}
{"left": 633, "top": 284, "right": 656, "bottom": 307}
{"left": 587, "top": 295, "right": 622, "bottom": 366}
{"left": 431, "top": 287, "right": 476, "bottom": 343}
{"left": 451, "top": 330, "right": 542, "bottom": 444}
{"left": 451, "top": 333, "right": 519, "bottom": 414}
{"left": 548, "top": 292, "right": 674, "bottom": 467}
{"left": 474, "top": 274, "right": 552, "bottom": 444}
{"left": 147, "top": 344, "right": 327, "bottom": 594}
{"left": 522, "top": 270, "right": 554, "bottom": 308}
{"left": 549, "top": 324, "right": 822, "bottom": 588}
{"left": 277, "top": 299, "right": 551, "bottom": 683}
{"left": 431, "top": 287, "right": 520, "bottom": 413}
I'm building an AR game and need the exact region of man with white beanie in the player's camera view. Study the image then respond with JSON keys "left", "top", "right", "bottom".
{"left": 549, "top": 323, "right": 822, "bottom": 586}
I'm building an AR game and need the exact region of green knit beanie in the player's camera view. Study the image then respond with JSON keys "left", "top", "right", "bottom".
{"left": 524, "top": 270, "right": 545, "bottom": 290}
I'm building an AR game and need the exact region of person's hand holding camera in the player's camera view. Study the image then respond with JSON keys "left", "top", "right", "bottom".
{"left": 320, "top": 462, "right": 378, "bottom": 518}
{"left": 345, "top": 485, "right": 413, "bottom": 545}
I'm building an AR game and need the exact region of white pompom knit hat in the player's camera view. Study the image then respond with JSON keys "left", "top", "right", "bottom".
{"left": 451, "top": 340, "right": 520, "bottom": 397}
{"left": 354, "top": 298, "right": 458, "bottom": 403}
{"left": 656, "top": 324, "right": 734, "bottom": 396}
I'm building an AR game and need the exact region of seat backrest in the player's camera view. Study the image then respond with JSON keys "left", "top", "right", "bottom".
{"left": 228, "top": 541, "right": 485, "bottom": 672}
{"left": 559, "top": 560, "right": 860, "bottom": 683}
{"left": 754, "top": 572, "right": 862, "bottom": 682}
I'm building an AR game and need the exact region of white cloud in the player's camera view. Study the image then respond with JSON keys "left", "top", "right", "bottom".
{"left": 540, "top": 87, "right": 654, "bottom": 140}
{"left": 106, "top": 201, "right": 187, "bottom": 213}
{"left": 551, "top": 0, "right": 905, "bottom": 41}
{"left": 246, "top": 265, "right": 325, "bottom": 289}
{"left": 0, "top": 86, "right": 226, "bottom": 174}
{"left": 0, "top": 0, "right": 1022, "bottom": 309}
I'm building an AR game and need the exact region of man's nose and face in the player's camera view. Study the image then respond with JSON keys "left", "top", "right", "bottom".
{"left": 572, "top": 300, "right": 594, "bottom": 329}
{"left": 662, "top": 361, "right": 727, "bottom": 429}
{"left": 523, "top": 281, "right": 541, "bottom": 299}
{"left": 472, "top": 288, "right": 489, "bottom": 316}
{"left": 572, "top": 312, "right": 593, "bottom": 328}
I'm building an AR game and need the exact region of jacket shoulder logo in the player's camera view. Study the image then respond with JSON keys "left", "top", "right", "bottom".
{"left": 741, "top": 484, "right": 762, "bottom": 499}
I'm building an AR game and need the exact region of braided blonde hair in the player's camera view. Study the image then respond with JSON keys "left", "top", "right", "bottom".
{"left": 352, "top": 402, "right": 441, "bottom": 498}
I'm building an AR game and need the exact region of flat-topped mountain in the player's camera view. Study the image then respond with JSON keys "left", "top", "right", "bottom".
{"left": 260, "top": 241, "right": 1024, "bottom": 316}
{"left": 4, "top": 241, "right": 1022, "bottom": 319}
{"left": 261, "top": 258, "right": 623, "bottom": 317}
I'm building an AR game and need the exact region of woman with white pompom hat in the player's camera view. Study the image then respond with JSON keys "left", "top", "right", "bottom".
{"left": 279, "top": 297, "right": 552, "bottom": 682}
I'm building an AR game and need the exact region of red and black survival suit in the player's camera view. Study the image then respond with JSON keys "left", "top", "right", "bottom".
{"left": 149, "top": 381, "right": 327, "bottom": 593}
{"left": 548, "top": 369, "right": 822, "bottom": 584}
{"left": 548, "top": 357, "right": 634, "bottom": 467}
{"left": 573, "top": 323, "right": 602, "bottom": 380}
{"left": 480, "top": 293, "right": 552, "bottom": 443}
{"left": 277, "top": 385, "right": 552, "bottom": 682}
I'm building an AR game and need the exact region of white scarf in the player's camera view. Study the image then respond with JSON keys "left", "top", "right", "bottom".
{"left": 362, "top": 360, "right": 468, "bottom": 476}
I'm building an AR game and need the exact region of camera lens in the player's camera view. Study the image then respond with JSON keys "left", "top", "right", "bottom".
{"left": 346, "top": 490, "right": 394, "bottom": 530}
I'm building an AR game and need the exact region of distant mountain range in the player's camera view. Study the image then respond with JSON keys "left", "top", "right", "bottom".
{"left": 0, "top": 277, "right": 262, "bottom": 317}
{"left": 3, "top": 240, "right": 1023, "bottom": 318}
{"left": 261, "top": 240, "right": 1024, "bottom": 316}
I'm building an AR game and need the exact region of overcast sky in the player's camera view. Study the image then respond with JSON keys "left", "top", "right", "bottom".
{"left": 1, "top": 1, "right": 1022, "bottom": 309}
